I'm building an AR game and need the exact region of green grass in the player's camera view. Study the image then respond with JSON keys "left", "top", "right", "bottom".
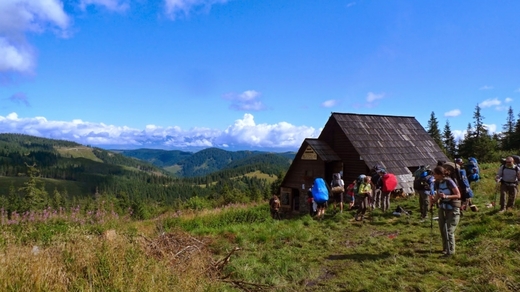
{"left": 55, "top": 146, "right": 103, "bottom": 162}
{"left": 243, "top": 170, "right": 278, "bottom": 183}
{"left": 163, "top": 164, "right": 182, "bottom": 175}
{"left": 1, "top": 162, "right": 520, "bottom": 291}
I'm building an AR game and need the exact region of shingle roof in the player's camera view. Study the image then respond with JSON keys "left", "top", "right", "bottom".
{"left": 331, "top": 113, "right": 449, "bottom": 191}
{"left": 305, "top": 139, "right": 341, "bottom": 162}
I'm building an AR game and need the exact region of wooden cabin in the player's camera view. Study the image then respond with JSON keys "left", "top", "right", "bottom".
{"left": 279, "top": 112, "right": 449, "bottom": 214}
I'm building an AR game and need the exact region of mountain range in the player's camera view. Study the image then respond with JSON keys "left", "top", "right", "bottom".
{"left": 113, "top": 147, "right": 296, "bottom": 177}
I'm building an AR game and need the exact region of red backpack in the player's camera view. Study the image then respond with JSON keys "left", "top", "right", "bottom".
{"left": 382, "top": 173, "right": 398, "bottom": 192}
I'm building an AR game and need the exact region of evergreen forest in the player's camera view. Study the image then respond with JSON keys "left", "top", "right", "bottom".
{"left": 427, "top": 104, "right": 520, "bottom": 162}
{"left": 0, "top": 133, "right": 293, "bottom": 219}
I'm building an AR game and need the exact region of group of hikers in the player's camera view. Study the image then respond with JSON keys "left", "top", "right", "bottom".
{"left": 270, "top": 156, "right": 520, "bottom": 258}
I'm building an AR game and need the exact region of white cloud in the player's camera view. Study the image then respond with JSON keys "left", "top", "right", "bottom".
{"left": 80, "top": 0, "right": 130, "bottom": 12}
{"left": 346, "top": 2, "right": 356, "bottom": 8}
{"left": 479, "top": 98, "right": 500, "bottom": 108}
{"left": 366, "top": 92, "right": 385, "bottom": 103}
{"left": 0, "top": 112, "right": 319, "bottom": 150}
{"left": 505, "top": 97, "right": 513, "bottom": 103}
{"left": 164, "top": 0, "right": 227, "bottom": 19}
{"left": 479, "top": 85, "right": 493, "bottom": 90}
{"left": 0, "top": 0, "right": 70, "bottom": 73}
{"left": 217, "top": 114, "right": 319, "bottom": 149}
{"left": 452, "top": 129, "right": 465, "bottom": 142}
{"left": 485, "top": 123, "right": 497, "bottom": 134}
{"left": 444, "top": 109, "right": 461, "bottom": 117}
{"left": 223, "top": 90, "right": 267, "bottom": 111}
{"left": 321, "top": 99, "right": 339, "bottom": 108}
{"left": 238, "top": 90, "right": 260, "bottom": 101}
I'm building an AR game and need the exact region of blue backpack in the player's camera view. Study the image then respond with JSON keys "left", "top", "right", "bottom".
{"left": 465, "top": 157, "right": 480, "bottom": 182}
{"left": 312, "top": 178, "right": 329, "bottom": 203}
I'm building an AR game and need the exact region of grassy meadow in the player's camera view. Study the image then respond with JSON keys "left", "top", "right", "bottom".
{"left": 1, "top": 162, "right": 519, "bottom": 291}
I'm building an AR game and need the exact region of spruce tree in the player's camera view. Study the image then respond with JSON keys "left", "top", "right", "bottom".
{"left": 19, "top": 163, "right": 48, "bottom": 211}
{"left": 458, "top": 106, "right": 498, "bottom": 162}
{"left": 427, "top": 111, "right": 444, "bottom": 150}
{"left": 501, "top": 106, "right": 515, "bottom": 150}
{"left": 512, "top": 112, "right": 520, "bottom": 150}
{"left": 473, "top": 104, "right": 486, "bottom": 139}
{"left": 442, "top": 120, "right": 457, "bottom": 159}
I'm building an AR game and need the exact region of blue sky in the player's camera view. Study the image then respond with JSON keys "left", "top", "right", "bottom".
{"left": 1, "top": 0, "right": 519, "bottom": 151}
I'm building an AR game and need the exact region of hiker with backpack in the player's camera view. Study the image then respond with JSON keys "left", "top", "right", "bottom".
{"left": 413, "top": 166, "right": 434, "bottom": 220}
{"left": 454, "top": 158, "right": 477, "bottom": 212}
{"left": 355, "top": 175, "right": 372, "bottom": 221}
{"left": 430, "top": 165, "right": 461, "bottom": 258}
{"left": 330, "top": 173, "right": 345, "bottom": 213}
{"left": 465, "top": 157, "right": 480, "bottom": 183}
{"left": 269, "top": 195, "right": 281, "bottom": 220}
{"left": 377, "top": 168, "right": 398, "bottom": 212}
{"left": 312, "top": 178, "right": 329, "bottom": 219}
{"left": 370, "top": 165, "right": 383, "bottom": 209}
{"left": 346, "top": 179, "right": 356, "bottom": 210}
{"left": 307, "top": 188, "right": 316, "bottom": 217}
{"left": 495, "top": 156, "right": 520, "bottom": 212}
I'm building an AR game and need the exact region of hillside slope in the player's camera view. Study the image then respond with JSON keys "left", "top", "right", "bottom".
{"left": 117, "top": 147, "right": 295, "bottom": 177}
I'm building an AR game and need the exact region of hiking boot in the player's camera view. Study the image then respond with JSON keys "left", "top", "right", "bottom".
{"left": 499, "top": 209, "right": 506, "bottom": 213}
{"left": 470, "top": 205, "right": 478, "bottom": 212}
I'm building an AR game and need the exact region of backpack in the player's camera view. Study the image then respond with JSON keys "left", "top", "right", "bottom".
{"left": 465, "top": 157, "right": 480, "bottom": 183}
{"left": 382, "top": 173, "right": 398, "bottom": 193}
{"left": 414, "top": 171, "right": 432, "bottom": 191}
{"left": 312, "top": 178, "right": 329, "bottom": 203}
{"left": 413, "top": 165, "right": 431, "bottom": 178}
{"left": 331, "top": 173, "right": 344, "bottom": 193}
{"left": 442, "top": 162, "right": 468, "bottom": 199}
{"left": 353, "top": 174, "right": 366, "bottom": 195}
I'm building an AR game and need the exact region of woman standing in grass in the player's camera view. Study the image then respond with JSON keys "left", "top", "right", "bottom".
{"left": 430, "top": 165, "right": 461, "bottom": 257}
{"left": 355, "top": 176, "right": 372, "bottom": 221}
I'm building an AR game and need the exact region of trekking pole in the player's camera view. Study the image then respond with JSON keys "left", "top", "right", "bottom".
{"left": 429, "top": 205, "right": 434, "bottom": 254}
{"left": 494, "top": 181, "right": 499, "bottom": 209}
{"left": 444, "top": 212, "right": 450, "bottom": 256}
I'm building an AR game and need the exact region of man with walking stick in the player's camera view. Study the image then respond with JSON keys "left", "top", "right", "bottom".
{"left": 430, "top": 165, "right": 461, "bottom": 258}
{"left": 495, "top": 156, "right": 520, "bottom": 212}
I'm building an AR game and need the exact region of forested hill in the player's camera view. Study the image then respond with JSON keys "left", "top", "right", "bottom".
{"left": 0, "top": 133, "right": 166, "bottom": 175}
{"left": 116, "top": 147, "right": 295, "bottom": 177}
{"left": 111, "top": 148, "right": 193, "bottom": 167}
{"left": 0, "top": 134, "right": 294, "bottom": 217}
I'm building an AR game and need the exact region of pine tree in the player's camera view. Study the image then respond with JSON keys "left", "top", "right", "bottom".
{"left": 511, "top": 112, "right": 520, "bottom": 150}
{"left": 442, "top": 120, "right": 457, "bottom": 159}
{"left": 473, "top": 104, "right": 486, "bottom": 139}
{"left": 501, "top": 106, "right": 515, "bottom": 150}
{"left": 51, "top": 187, "right": 64, "bottom": 209}
{"left": 427, "top": 112, "right": 444, "bottom": 151}
{"left": 19, "top": 163, "right": 48, "bottom": 211}
{"left": 458, "top": 106, "right": 498, "bottom": 162}
{"left": 6, "top": 184, "right": 20, "bottom": 217}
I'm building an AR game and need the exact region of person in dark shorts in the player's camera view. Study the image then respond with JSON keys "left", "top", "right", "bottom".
{"left": 331, "top": 173, "right": 345, "bottom": 213}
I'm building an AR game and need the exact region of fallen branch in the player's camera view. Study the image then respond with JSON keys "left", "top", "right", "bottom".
{"left": 214, "top": 246, "right": 241, "bottom": 272}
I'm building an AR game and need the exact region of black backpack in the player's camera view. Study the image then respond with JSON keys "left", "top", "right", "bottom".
{"left": 414, "top": 173, "right": 432, "bottom": 191}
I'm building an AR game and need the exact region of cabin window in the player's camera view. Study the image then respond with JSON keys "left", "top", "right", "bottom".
{"left": 280, "top": 187, "right": 292, "bottom": 207}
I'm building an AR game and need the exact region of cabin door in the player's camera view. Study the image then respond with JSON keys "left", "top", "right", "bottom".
{"left": 325, "top": 161, "right": 344, "bottom": 183}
